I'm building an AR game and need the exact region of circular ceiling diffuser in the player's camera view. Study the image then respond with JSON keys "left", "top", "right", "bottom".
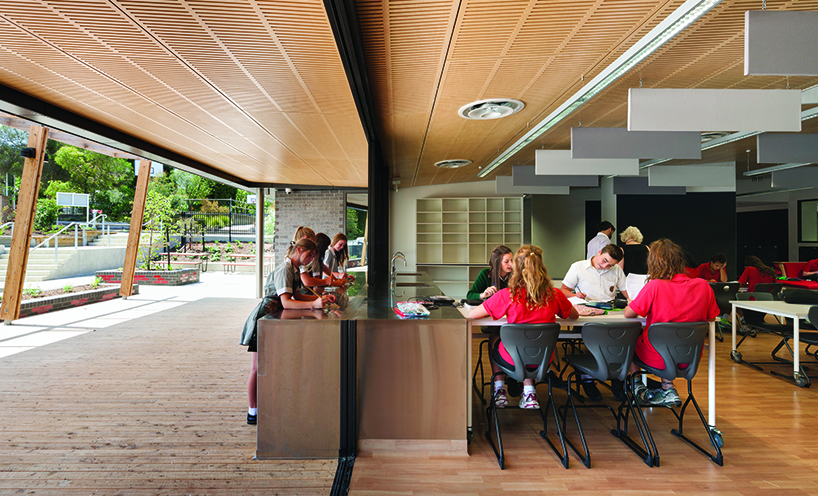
{"left": 434, "top": 159, "right": 473, "bottom": 169}
{"left": 458, "top": 99, "right": 525, "bottom": 120}
{"left": 700, "top": 131, "right": 731, "bottom": 143}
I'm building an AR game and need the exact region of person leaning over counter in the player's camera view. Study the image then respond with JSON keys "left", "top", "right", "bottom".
{"left": 467, "top": 245, "right": 513, "bottom": 300}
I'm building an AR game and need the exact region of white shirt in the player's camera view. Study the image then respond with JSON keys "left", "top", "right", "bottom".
{"left": 586, "top": 232, "right": 612, "bottom": 260}
{"left": 563, "top": 259, "right": 627, "bottom": 302}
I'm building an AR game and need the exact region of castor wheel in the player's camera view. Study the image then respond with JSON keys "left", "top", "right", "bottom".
{"left": 730, "top": 350, "right": 742, "bottom": 363}
{"left": 710, "top": 427, "right": 724, "bottom": 448}
{"left": 795, "top": 374, "right": 809, "bottom": 388}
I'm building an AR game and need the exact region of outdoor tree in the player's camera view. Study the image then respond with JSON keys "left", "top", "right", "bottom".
{"left": 0, "top": 125, "right": 26, "bottom": 178}
{"left": 54, "top": 146, "right": 133, "bottom": 204}
{"left": 140, "top": 186, "right": 180, "bottom": 270}
{"left": 172, "top": 169, "right": 215, "bottom": 200}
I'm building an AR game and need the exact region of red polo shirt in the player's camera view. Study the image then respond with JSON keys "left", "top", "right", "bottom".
{"left": 628, "top": 274, "right": 719, "bottom": 369}
{"left": 697, "top": 262, "right": 722, "bottom": 281}
{"left": 802, "top": 259, "right": 818, "bottom": 277}
{"left": 738, "top": 266, "right": 776, "bottom": 292}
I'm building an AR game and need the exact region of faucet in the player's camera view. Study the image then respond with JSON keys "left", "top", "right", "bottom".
{"left": 390, "top": 252, "right": 407, "bottom": 290}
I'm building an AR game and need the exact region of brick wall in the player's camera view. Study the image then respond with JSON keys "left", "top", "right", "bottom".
{"left": 274, "top": 190, "right": 345, "bottom": 267}
{"left": 18, "top": 284, "right": 139, "bottom": 319}
{"left": 96, "top": 268, "right": 200, "bottom": 286}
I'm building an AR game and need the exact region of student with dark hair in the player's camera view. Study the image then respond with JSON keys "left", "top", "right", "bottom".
{"left": 587, "top": 220, "right": 615, "bottom": 259}
{"left": 624, "top": 239, "right": 719, "bottom": 406}
{"left": 739, "top": 256, "right": 777, "bottom": 291}
{"left": 467, "top": 245, "right": 513, "bottom": 300}
{"left": 697, "top": 253, "right": 728, "bottom": 282}
{"left": 302, "top": 233, "right": 346, "bottom": 289}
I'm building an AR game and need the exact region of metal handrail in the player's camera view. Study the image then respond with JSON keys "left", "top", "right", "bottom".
{"left": 29, "top": 213, "right": 109, "bottom": 263}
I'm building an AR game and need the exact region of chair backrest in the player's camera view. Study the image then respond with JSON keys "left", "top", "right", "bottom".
{"left": 809, "top": 306, "right": 818, "bottom": 328}
{"left": 753, "top": 283, "right": 784, "bottom": 300}
{"left": 498, "top": 323, "right": 561, "bottom": 383}
{"left": 735, "top": 291, "right": 775, "bottom": 325}
{"left": 709, "top": 282, "right": 741, "bottom": 315}
{"left": 579, "top": 322, "right": 643, "bottom": 382}
{"left": 645, "top": 322, "right": 709, "bottom": 382}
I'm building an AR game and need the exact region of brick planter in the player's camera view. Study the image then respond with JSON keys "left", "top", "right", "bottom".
{"left": 17, "top": 284, "right": 138, "bottom": 319}
{"left": 96, "top": 268, "right": 200, "bottom": 286}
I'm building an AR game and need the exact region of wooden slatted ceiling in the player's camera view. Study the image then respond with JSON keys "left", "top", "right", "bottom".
{"left": 0, "top": 0, "right": 367, "bottom": 187}
{"left": 360, "top": 0, "right": 818, "bottom": 187}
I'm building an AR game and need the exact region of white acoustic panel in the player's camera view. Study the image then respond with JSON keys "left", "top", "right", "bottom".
{"left": 571, "top": 127, "right": 701, "bottom": 159}
{"left": 757, "top": 134, "right": 818, "bottom": 163}
{"left": 511, "top": 165, "right": 598, "bottom": 187}
{"left": 771, "top": 167, "right": 818, "bottom": 189}
{"left": 737, "top": 176, "right": 772, "bottom": 195}
{"left": 535, "top": 150, "right": 639, "bottom": 176}
{"left": 495, "top": 176, "right": 569, "bottom": 195}
{"left": 628, "top": 88, "right": 802, "bottom": 132}
{"left": 648, "top": 163, "right": 735, "bottom": 189}
{"left": 804, "top": 86, "right": 818, "bottom": 105}
{"left": 686, "top": 186, "right": 736, "bottom": 193}
{"left": 612, "top": 176, "right": 686, "bottom": 195}
{"left": 745, "top": 11, "right": 818, "bottom": 76}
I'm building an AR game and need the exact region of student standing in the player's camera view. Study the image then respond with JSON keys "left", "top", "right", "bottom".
{"left": 586, "top": 221, "right": 615, "bottom": 260}
{"left": 619, "top": 226, "right": 649, "bottom": 275}
{"left": 467, "top": 245, "right": 513, "bottom": 300}
{"left": 697, "top": 253, "right": 728, "bottom": 282}
{"left": 469, "top": 245, "right": 578, "bottom": 409}
{"left": 624, "top": 239, "right": 719, "bottom": 406}
{"left": 325, "top": 233, "right": 354, "bottom": 281}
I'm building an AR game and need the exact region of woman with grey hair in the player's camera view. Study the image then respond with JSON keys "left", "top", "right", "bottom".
{"left": 619, "top": 226, "right": 649, "bottom": 275}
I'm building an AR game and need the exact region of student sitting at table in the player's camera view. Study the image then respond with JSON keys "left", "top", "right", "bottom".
{"left": 560, "top": 245, "right": 629, "bottom": 302}
{"left": 738, "top": 255, "right": 777, "bottom": 291}
{"left": 697, "top": 253, "right": 728, "bottom": 282}
{"left": 467, "top": 245, "right": 513, "bottom": 300}
{"left": 624, "top": 238, "right": 719, "bottom": 407}
{"left": 469, "top": 245, "right": 578, "bottom": 409}
{"left": 800, "top": 257, "right": 818, "bottom": 280}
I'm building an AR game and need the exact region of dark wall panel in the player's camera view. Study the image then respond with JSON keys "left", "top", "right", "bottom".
{"left": 616, "top": 193, "right": 737, "bottom": 279}
{"left": 737, "top": 209, "right": 788, "bottom": 270}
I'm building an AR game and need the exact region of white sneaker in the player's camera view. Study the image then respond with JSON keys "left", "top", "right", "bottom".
{"left": 519, "top": 392, "right": 540, "bottom": 410}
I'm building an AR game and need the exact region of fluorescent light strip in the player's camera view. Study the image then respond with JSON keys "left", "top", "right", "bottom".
{"left": 737, "top": 186, "right": 813, "bottom": 198}
{"left": 743, "top": 162, "right": 812, "bottom": 177}
{"left": 640, "top": 105, "right": 818, "bottom": 170}
{"left": 477, "top": 0, "right": 723, "bottom": 178}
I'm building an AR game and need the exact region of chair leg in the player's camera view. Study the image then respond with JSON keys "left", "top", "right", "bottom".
{"left": 559, "top": 372, "right": 591, "bottom": 468}
{"left": 669, "top": 380, "right": 723, "bottom": 466}
{"left": 612, "top": 374, "right": 658, "bottom": 467}
{"left": 472, "top": 339, "right": 489, "bottom": 405}
{"left": 538, "top": 381, "right": 569, "bottom": 469}
{"left": 484, "top": 378, "right": 505, "bottom": 469}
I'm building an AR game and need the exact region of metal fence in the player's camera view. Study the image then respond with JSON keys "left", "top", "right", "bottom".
{"left": 178, "top": 199, "right": 256, "bottom": 241}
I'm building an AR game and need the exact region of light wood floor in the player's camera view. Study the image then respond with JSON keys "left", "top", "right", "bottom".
{"left": 350, "top": 329, "right": 818, "bottom": 495}
{"left": 0, "top": 297, "right": 336, "bottom": 495}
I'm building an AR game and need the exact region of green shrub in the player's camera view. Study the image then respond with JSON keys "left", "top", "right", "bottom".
{"left": 34, "top": 198, "right": 60, "bottom": 231}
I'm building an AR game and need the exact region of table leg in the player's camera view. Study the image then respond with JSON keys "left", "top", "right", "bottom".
{"left": 731, "top": 304, "right": 737, "bottom": 354}
{"left": 708, "top": 321, "right": 716, "bottom": 427}
{"left": 794, "top": 318, "right": 802, "bottom": 386}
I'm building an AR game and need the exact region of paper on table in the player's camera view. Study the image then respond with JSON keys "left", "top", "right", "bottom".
{"left": 569, "top": 296, "right": 588, "bottom": 305}
{"left": 626, "top": 274, "right": 648, "bottom": 301}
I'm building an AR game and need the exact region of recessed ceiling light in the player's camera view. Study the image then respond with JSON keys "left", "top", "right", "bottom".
{"left": 434, "top": 159, "right": 473, "bottom": 169}
{"left": 700, "top": 131, "right": 731, "bottom": 143}
{"left": 458, "top": 99, "right": 524, "bottom": 120}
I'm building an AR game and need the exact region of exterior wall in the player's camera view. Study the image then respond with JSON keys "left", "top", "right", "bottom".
{"left": 274, "top": 190, "right": 345, "bottom": 267}
{"left": 96, "top": 269, "right": 199, "bottom": 285}
{"left": 53, "top": 247, "right": 126, "bottom": 279}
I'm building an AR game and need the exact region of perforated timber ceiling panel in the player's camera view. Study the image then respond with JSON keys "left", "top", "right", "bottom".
{"left": 357, "top": 0, "right": 818, "bottom": 185}
{"left": 0, "top": 0, "right": 368, "bottom": 187}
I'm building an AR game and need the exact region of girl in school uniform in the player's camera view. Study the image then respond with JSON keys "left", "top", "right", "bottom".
{"left": 467, "top": 245, "right": 513, "bottom": 301}
{"left": 624, "top": 238, "right": 719, "bottom": 407}
{"left": 469, "top": 245, "right": 578, "bottom": 409}
{"left": 324, "top": 233, "right": 354, "bottom": 282}
{"left": 738, "top": 255, "right": 777, "bottom": 292}
{"left": 302, "top": 233, "right": 346, "bottom": 289}
{"left": 240, "top": 237, "right": 334, "bottom": 425}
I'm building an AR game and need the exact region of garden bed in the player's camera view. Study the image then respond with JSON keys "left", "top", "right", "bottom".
{"left": 14, "top": 284, "right": 138, "bottom": 319}
{"left": 96, "top": 268, "right": 200, "bottom": 286}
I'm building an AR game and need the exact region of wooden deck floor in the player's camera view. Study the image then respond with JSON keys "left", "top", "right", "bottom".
{"left": 350, "top": 330, "right": 818, "bottom": 495}
{"left": 0, "top": 297, "right": 336, "bottom": 495}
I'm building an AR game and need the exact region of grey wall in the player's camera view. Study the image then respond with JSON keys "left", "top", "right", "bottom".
{"left": 274, "top": 190, "right": 346, "bottom": 267}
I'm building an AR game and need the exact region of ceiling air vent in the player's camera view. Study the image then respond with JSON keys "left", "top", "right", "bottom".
{"left": 458, "top": 99, "right": 525, "bottom": 120}
{"left": 434, "top": 159, "right": 472, "bottom": 169}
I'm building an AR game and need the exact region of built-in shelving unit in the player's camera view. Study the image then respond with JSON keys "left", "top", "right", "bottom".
{"left": 416, "top": 197, "right": 523, "bottom": 298}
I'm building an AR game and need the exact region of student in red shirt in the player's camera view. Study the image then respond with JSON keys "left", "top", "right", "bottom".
{"left": 624, "top": 239, "right": 719, "bottom": 407}
{"left": 469, "top": 245, "right": 579, "bottom": 410}
{"left": 697, "top": 253, "right": 728, "bottom": 282}
{"left": 738, "top": 255, "right": 777, "bottom": 291}
{"left": 801, "top": 258, "right": 818, "bottom": 280}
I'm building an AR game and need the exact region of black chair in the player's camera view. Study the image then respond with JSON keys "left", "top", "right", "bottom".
{"left": 632, "top": 322, "right": 724, "bottom": 466}
{"left": 709, "top": 282, "right": 740, "bottom": 342}
{"left": 732, "top": 292, "right": 799, "bottom": 372}
{"left": 753, "top": 283, "right": 784, "bottom": 300}
{"left": 486, "top": 323, "right": 568, "bottom": 469}
{"left": 561, "top": 322, "right": 656, "bottom": 468}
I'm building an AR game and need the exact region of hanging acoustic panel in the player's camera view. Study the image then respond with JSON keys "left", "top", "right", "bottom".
{"left": 612, "top": 176, "right": 686, "bottom": 195}
{"left": 495, "top": 176, "right": 569, "bottom": 195}
{"left": 745, "top": 10, "right": 818, "bottom": 76}
{"left": 535, "top": 150, "right": 639, "bottom": 176}
{"left": 771, "top": 167, "right": 818, "bottom": 189}
{"left": 648, "top": 163, "right": 735, "bottom": 190}
{"left": 804, "top": 86, "right": 818, "bottom": 105}
{"left": 757, "top": 133, "right": 818, "bottom": 163}
{"left": 628, "top": 88, "right": 802, "bottom": 132}
{"left": 571, "top": 127, "right": 701, "bottom": 159}
{"left": 511, "top": 165, "right": 598, "bottom": 187}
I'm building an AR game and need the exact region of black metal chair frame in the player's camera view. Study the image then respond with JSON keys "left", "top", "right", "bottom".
{"left": 485, "top": 323, "right": 569, "bottom": 470}
{"left": 559, "top": 322, "right": 657, "bottom": 468}
{"left": 633, "top": 322, "right": 723, "bottom": 467}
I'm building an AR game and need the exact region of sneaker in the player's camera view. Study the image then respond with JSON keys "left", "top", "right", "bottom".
{"left": 631, "top": 380, "right": 651, "bottom": 406}
{"left": 519, "top": 391, "right": 540, "bottom": 409}
{"left": 247, "top": 413, "right": 257, "bottom": 425}
{"left": 611, "top": 378, "right": 627, "bottom": 402}
{"left": 649, "top": 387, "right": 682, "bottom": 407}
{"left": 581, "top": 380, "right": 603, "bottom": 402}
{"left": 494, "top": 387, "right": 509, "bottom": 409}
